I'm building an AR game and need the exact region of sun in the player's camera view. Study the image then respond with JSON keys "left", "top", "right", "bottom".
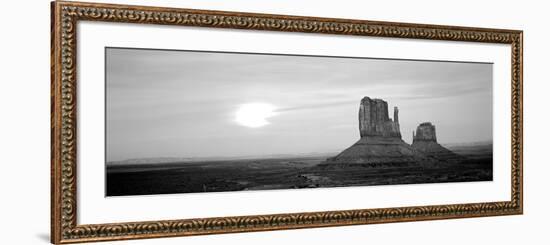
{"left": 235, "top": 103, "right": 276, "bottom": 128}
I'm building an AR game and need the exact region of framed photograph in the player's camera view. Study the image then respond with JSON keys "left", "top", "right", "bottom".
{"left": 51, "top": 1, "right": 523, "bottom": 243}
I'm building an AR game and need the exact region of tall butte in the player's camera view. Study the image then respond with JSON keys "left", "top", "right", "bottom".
{"left": 326, "top": 97, "right": 427, "bottom": 164}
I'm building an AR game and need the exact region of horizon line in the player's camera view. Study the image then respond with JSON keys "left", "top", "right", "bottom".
{"left": 107, "top": 139, "right": 493, "bottom": 164}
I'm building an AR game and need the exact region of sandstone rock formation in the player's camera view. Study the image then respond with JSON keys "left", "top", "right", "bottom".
{"left": 413, "top": 122, "right": 437, "bottom": 142}
{"left": 411, "top": 122, "right": 463, "bottom": 161}
{"left": 359, "top": 97, "right": 401, "bottom": 138}
{"left": 325, "top": 97, "right": 431, "bottom": 165}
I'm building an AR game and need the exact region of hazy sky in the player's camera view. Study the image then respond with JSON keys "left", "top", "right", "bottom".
{"left": 106, "top": 48, "right": 492, "bottom": 162}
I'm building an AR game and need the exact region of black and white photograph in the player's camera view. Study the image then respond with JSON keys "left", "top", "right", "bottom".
{"left": 7, "top": 1, "right": 540, "bottom": 244}
{"left": 105, "top": 47, "right": 493, "bottom": 196}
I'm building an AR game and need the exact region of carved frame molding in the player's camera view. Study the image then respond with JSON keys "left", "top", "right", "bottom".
{"left": 51, "top": 1, "right": 523, "bottom": 243}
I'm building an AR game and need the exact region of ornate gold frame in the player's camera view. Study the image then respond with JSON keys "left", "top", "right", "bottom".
{"left": 51, "top": 1, "right": 523, "bottom": 244}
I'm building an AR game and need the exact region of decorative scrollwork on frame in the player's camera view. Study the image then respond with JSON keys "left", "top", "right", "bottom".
{"left": 51, "top": 1, "right": 522, "bottom": 243}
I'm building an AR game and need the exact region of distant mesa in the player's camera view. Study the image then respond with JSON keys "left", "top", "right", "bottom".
{"left": 411, "top": 122, "right": 463, "bottom": 161}
{"left": 324, "top": 96, "right": 460, "bottom": 166}
{"left": 413, "top": 122, "right": 437, "bottom": 142}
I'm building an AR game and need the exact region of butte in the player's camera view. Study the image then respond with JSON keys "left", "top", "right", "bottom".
{"left": 411, "top": 122, "right": 463, "bottom": 161}
{"left": 324, "top": 96, "right": 430, "bottom": 166}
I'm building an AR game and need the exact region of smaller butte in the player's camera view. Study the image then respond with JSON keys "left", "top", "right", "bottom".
{"left": 411, "top": 122, "right": 463, "bottom": 161}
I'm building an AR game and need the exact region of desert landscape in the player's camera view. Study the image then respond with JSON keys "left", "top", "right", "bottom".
{"left": 107, "top": 143, "right": 491, "bottom": 196}
{"left": 107, "top": 97, "right": 492, "bottom": 196}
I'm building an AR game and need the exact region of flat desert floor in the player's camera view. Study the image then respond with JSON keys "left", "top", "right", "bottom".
{"left": 106, "top": 143, "right": 492, "bottom": 196}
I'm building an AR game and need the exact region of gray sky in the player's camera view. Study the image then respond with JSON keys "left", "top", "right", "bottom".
{"left": 106, "top": 48, "right": 492, "bottom": 162}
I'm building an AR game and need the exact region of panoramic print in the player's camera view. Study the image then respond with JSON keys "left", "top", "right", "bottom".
{"left": 105, "top": 48, "right": 493, "bottom": 196}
